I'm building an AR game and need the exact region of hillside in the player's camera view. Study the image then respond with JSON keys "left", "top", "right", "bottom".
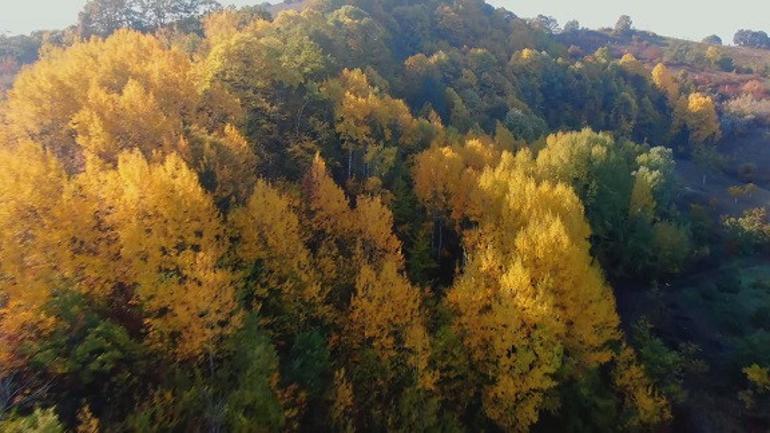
{"left": 556, "top": 25, "right": 770, "bottom": 432}
{"left": 2, "top": 1, "right": 770, "bottom": 433}
{"left": 559, "top": 27, "right": 770, "bottom": 101}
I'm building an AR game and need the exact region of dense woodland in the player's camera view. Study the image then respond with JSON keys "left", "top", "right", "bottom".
{"left": 1, "top": 0, "right": 770, "bottom": 432}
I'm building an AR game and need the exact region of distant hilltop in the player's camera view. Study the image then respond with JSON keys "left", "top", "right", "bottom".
{"left": 259, "top": 0, "right": 310, "bottom": 16}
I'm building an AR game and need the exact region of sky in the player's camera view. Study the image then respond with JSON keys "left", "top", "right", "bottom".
{"left": 0, "top": 0, "right": 766, "bottom": 44}
{"left": 0, "top": 0, "right": 261, "bottom": 35}
{"left": 489, "top": 0, "right": 767, "bottom": 44}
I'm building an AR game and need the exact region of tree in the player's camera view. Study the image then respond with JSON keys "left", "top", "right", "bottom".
{"left": 411, "top": 137, "right": 640, "bottom": 430}
{"left": 77, "top": 151, "right": 241, "bottom": 359}
{"left": 348, "top": 259, "right": 433, "bottom": 385}
{"left": 0, "top": 33, "right": 44, "bottom": 65}
{"left": 722, "top": 208, "right": 770, "bottom": 254}
{"left": 563, "top": 19, "right": 580, "bottom": 33}
{"left": 222, "top": 315, "right": 285, "bottom": 433}
{"left": 0, "top": 408, "right": 65, "bottom": 433}
{"left": 78, "top": 0, "right": 222, "bottom": 37}
{"left": 3, "top": 28, "right": 253, "bottom": 207}
{"left": 612, "top": 345, "right": 672, "bottom": 429}
{"left": 229, "top": 179, "right": 324, "bottom": 331}
{"left": 201, "top": 14, "right": 327, "bottom": 96}
{"left": 139, "top": 0, "right": 221, "bottom": 29}
{"left": 4, "top": 30, "right": 201, "bottom": 171}
{"left": 78, "top": 0, "right": 142, "bottom": 37}
{"left": 0, "top": 0, "right": 703, "bottom": 430}
{"left": 444, "top": 87, "right": 473, "bottom": 132}
{"left": 299, "top": 154, "right": 438, "bottom": 429}
{"left": 534, "top": 130, "right": 637, "bottom": 254}
{"left": 76, "top": 404, "right": 100, "bottom": 433}
{"left": 0, "top": 146, "right": 241, "bottom": 363}
{"left": 683, "top": 92, "right": 721, "bottom": 144}
{"left": 702, "top": 34, "right": 722, "bottom": 45}
{"left": 650, "top": 222, "right": 691, "bottom": 274}
{"left": 441, "top": 151, "right": 622, "bottom": 431}
{"left": 619, "top": 53, "right": 646, "bottom": 76}
{"left": 185, "top": 124, "right": 259, "bottom": 209}
{"left": 504, "top": 108, "right": 548, "bottom": 142}
{"left": 734, "top": 29, "right": 770, "bottom": 49}
{"left": 413, "top": 138, "right": 500, "bottom": 226}
{"left": 613, "top": 15, "right": 633, "bottom": 36}
{"left": 0, "top": 140, "right": 69, "bottom": 372}
{"left": 651, "top": 63, "right": 680, "bottom": 102}
{"left": 322, "top": 69, "right": 433, "bottom": 181}
{"left": 728, "top": 183, "right": 759, "bottom": 204}
{"left": 530, "top": 15, "right": 560, "bottom": 34}
{"left": 740, "top": 363, "right": 770, "bottom": 412}
{"left": 533, "top": 129, "right": 683, "bottom": 277}
{"left": 706, "top": 46, "right": 734, "bottom": 72}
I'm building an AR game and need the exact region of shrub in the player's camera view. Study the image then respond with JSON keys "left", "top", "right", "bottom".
{"left": 0, "top": 408, "right": 64, "bottom": 433}
{"left": 725, "top": 95, "right": 770, "bottom": 125}
{"left": 723, "top": 208, "right": 770, "bottom": 254}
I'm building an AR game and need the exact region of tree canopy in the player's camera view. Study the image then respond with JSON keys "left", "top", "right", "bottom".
{"left": 0, "top": 1, "right": 721, "bottom": 432}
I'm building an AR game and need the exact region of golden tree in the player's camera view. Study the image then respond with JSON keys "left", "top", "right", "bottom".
{"left": 684, "top": 92, "right": 721, "bottom": 144}
{"left": 323, "top": 68, "right": 435, "bottom": 180}
{"left": 79, "top": 151, "right": 241, "bottom": 359}
{"left": 302, "top": 155, "right": 433, "bottom": 385}
{"left": 4, "top": 30, "right": 200, "bottom": 170}
{"left": 1, "top": 145, "right": 241, "bottom": 362}
{"left": 0, "top": 140, "right": 68, "bottom": 371}
{"left": 230, "top": 179, "right": 324, "bottom": 322}
{"left": 651, "top": 63, "right": 680, "bottom": 102}
{"left": 414, "top": 140, "right": 631, "bottom": 431}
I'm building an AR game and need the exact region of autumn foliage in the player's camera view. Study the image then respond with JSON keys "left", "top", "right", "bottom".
{"left": 0, "top": 1, "right": 691, "bottom": 432}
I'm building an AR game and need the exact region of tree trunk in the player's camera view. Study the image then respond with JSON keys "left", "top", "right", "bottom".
{"left": 347, "top": 148, "right": 352, "bottom": 179}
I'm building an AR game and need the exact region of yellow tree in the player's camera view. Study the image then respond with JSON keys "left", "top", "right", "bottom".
{"left": 470, "top": 155, "right": 620, "bottom": 363}
{"left": 4, "top": 30, "right": 201, "bottom": 171}
{"left": 92, "top": 151, "right": 240, "bottom": 359}
{"left": 348, "top": 259, "right": 434, "bottom": 388}
{"left": 651, "top": 63, "right": 680, "bottom": 102}
{"left": 2, "top": 144, "right": 240, "bottom": 364}
{"left": 612, "top": 345, "right": 672, "bottom": 429}
{"left": 0, "top": 140, "right": 68, "bottom": 372}
{"left": 301, "top": 155, "right": 433, "bottom": 386}
{"left": 706, "top": 46, "right": 722, "bottom": 64}
{"left": 302, "top": 154, "right": 354, "bottom": 235}
{"left": 3, "top": 28, "right": 251, "bottom": 209}
{"left": 413, "top": 137, "right": 501, "bottom": 225}
{"left": 323, "top": 68, "right": 436, "bottom": 181}
{"left": 684, "top": 92, "right": 721, "bottom": 144}
{"left": 302, "top": 154, "right": 402, "bottom": 268}
{"left": 229, "top": 179, "right": 323, "bottom": 323}
{"left": 199, "top": 10, "right": 327, "bottom": 108}
{"left": 301, "top": 154, "right": 407, "bottom": 290}
{"left": 76, "top": 404, "right": 100, "bottom": 433}
{"left": 619, "top": 53, "right": 646, "bottom": 76}
{"left": 629, "top": 174, "right": 657, "bottom": 219}
{"left": 70, "top": 79, "right": 183, "bottom": 166}
{"left": 440, "top": 152, "right": 620, "bottom": 431}
{"left": 412, "top": 144, "right": 467, "bottom": 221}
{"left": 447, "top": 250, "right": 562, "bottom": 431}
{"left": 183, "top": 124, "right": 259, "bottom": 208}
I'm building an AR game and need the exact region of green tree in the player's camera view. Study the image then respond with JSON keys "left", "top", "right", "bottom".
{"left": 0, "top": 408, "right": 64, "bottom": 433}
{"left": 613, "top": 15, "right": 633, "bottom": 36}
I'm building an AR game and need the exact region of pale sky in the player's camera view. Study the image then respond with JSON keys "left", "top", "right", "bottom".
{"left": 489, "top": 0, "right": 769, "bottom": 45}
{"left": 0, "top": 0, "right": 262, "bottom": 34}
{"left": 0, "top": 0, "right": 767, "bottom": 45}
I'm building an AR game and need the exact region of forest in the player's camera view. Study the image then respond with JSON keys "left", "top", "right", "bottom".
{"left": 1, "top": 0, "right": 770, "bottom": 432}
